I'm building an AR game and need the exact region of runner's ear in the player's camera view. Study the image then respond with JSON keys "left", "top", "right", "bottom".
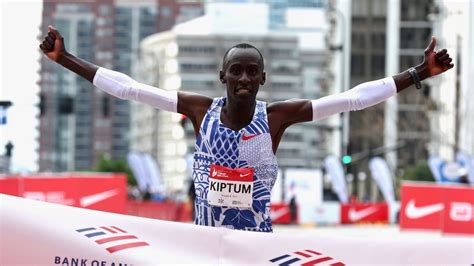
{"left": 219, "top": 70, "right": 226, "bottom": 84}
{"left": 260, "top": 72, "right": 266, "bottom": 85}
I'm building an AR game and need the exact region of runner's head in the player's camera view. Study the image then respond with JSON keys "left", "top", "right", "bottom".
{"left": 220, "top": 43, "right": 266, "bottom": 102}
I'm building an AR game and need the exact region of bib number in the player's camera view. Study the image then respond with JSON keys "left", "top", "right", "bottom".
{"left": 208, "top": 164, "right": 254, "bottom": 208}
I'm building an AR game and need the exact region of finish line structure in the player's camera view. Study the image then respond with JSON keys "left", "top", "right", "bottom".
{"left": 0, "top": 194, "right": 471, "bottom": 265}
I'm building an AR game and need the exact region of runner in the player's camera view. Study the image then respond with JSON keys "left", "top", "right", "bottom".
{"left": 40, "top": 25, "right": 453, "bottom": 232}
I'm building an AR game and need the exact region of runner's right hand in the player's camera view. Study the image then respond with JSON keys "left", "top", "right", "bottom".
{"left": 39, "top": 25, "right": 66, "bottom": 62}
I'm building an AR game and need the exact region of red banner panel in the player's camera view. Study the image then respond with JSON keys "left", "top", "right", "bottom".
{"left": 400, "top": 182, "right": 474, "bottom": 235}
{"left": 0, "top": 178, "right": 19, "bottom": 196}
{"left": 340, "top": 202, "right": 388, "bottom": 224}
{"left": 400, "top": 183, "right": 444, "bottom": 230}
{"left": 270, "top": 203, "right": 294, "bottom": 224}
{"left": 127, "top": 200, "right": 191, "bottom": 222}
{"left": 441, "top": 186, "right": 474, "bottom": 235}
{"left": 0, "top": 173, "right": 127, "bottom": 214}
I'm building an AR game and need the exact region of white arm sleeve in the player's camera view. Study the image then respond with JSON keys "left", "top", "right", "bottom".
{"left": 92, "top": 67, "right": 178, "bottom": 113}
{"left": 311, "top": 77, "right": 396, "bottom": 121}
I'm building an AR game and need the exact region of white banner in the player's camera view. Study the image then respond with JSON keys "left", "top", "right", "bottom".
{"left": 284, "top": 168, "right": 323, "bottom": 224}
{"left": 428, "top": 155, "right": 444, "bottom": 183}
{"left": 368, "top": 157, "right": 395, "bottom": 204}
{"left": 456, "top": 151, "right": 474, "bottom": 184}
{"left": 323, "top": 155, "right": 349, "bottom": 203}
{"left": 1, "top": 194, "right": 472, "bottom": 265}
{"left": 127, "top": 152, "right": 164, "bottom": 194}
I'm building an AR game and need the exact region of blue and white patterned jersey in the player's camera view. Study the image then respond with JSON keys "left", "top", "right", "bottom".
{"left": 192, "top": 97, "right": 278, "bottom": 232}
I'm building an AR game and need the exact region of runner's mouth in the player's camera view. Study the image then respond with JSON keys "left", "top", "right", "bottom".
{"left": 236, "top": 87, "right": 252, "bottom": 94}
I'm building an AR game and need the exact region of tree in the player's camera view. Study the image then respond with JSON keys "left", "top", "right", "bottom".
{"left": 400, "top": 160, "right": 435, "bottom": 182}
{"left": 93, "top": 154, "right": 137, "bottom": 186}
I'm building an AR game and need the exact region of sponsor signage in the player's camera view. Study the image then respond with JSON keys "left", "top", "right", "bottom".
{"left": 2, "top": 194, "right": 472, "bottom": 265}
{"left": 0, "top": 173, "right": 127, "bottom": 213}
{"left": 340, "top": 203, "right": 389, "bottom": 224}
{"left": 269, "top": 249, "right": 345, "bottom": 265}
{"left": 400, "top": 182, "right": 474, "bottom": 235}
{"left": 441, "top": 186, "right": 474, "bottom": 235}
{"left": 76, "top": 226, "right": 149, "bottom": 253}
{"left": 270, "top": 203, "right": 292, "bottom": 224}
{"left": 400, "top": 184, "right": 444, "bottom": 230}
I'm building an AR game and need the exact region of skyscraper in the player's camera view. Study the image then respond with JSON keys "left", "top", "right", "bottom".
{"left": 347, "top": 0, "right": 434, "bottom": 198}
{"left": 38, "top": 0, "right": 203, "bottom": 172}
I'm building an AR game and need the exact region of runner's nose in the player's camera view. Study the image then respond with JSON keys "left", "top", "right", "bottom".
{"left": 239, "top": 71, "right": 250, "bottom": 84}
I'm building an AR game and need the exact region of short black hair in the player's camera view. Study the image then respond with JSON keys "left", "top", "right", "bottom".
{"left": 222, "top": 43, "right": 264, "bottom": 70}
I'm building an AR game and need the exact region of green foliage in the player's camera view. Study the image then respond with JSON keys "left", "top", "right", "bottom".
{"left": 94, "top": 154, "right": 137, "bottom": 186}
{"left": 401, "top": 160, "right": 435, "bottom": 182}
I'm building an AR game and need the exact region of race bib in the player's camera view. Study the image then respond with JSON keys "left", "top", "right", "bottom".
{"left": 208, "top": 164, "right": 254, "bottom": 208}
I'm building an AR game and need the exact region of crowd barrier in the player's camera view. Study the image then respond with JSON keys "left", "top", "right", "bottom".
{"left": 1, "top": 194, "right": 472, "bottom": 265}
{"left": 400, "top": 182, "right": 474, "bottom": 235}
{"left": 127, "top": 200, "right": 192, "bottom": 222}
{"left": 0, "top": 173, "right": 127, "bottom": 213}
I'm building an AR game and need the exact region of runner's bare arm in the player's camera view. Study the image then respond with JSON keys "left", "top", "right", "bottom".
{"left": 177, "top": 92, "right": 213, "bottom": 137}
{"left": 40, "top": 25, "right": 98, "bottom": 82}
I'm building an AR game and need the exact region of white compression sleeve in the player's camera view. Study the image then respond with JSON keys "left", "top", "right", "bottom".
{"left": 311, "top": 77, "right": 396, "bottom": 121}
{"left": 92, "top": 67, "right": 178, "bottom": 113}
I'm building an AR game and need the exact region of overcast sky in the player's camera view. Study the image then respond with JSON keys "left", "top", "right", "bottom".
{"left": 0, "top": 0, "right": 43, "bottom": 173}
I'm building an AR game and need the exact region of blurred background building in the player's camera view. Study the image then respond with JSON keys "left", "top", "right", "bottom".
{"left": 133, "top": 2, "right": 330, "bottom": 191}
{"left": 34, "top": 0, "right": 473, "bottom": 197}
{"left": 429, "top": 0, "right": 474, "bottom": 160}
{"left": 347, "top": 0, "right": 436, "bottom": 198}
{"left": 38, "top": 0, "right": 203, "bottom": 172}
{"left": 326, "top": 0, "right": 474, "bottom": 199}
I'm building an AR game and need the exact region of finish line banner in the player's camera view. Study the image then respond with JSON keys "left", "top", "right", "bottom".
{"left": 1, "top": 195, "right": 472, "bottom": 265}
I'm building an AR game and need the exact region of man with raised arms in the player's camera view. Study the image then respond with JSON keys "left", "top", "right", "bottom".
{"left": 40, "top": 25, "right": 453, "bottom": 232}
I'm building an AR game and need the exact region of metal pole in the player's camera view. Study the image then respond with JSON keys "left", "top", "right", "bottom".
{"left": 385, "top": 0, "right": 400, "bottom": 173}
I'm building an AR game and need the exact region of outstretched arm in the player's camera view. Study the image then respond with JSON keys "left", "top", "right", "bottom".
{"left": 40, "top": 25, "right": 212, "bottom": 127}
{"left": 267, "top": 37, "right": 453, "bottom": 151}
{"left": 268, "top": 37, "right": 454, "bottom": 126}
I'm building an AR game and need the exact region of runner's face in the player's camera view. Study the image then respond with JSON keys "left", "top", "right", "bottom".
{"left": 220, "top": 48, "right": 265, "bottom": 102}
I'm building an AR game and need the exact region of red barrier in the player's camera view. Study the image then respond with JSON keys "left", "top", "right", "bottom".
{"left": 400, "top": 183, "right": 444, "bottom": 230}
{"left": 441, "top": 186, "right": 474, "bottom": 235}
{"left": 340, "top": 202, "right": 389, "bottom": 224}
{"left": 400, "top": 182, "right": 474, "bottom": 235}
{"left": 270, "top": 203, "right": 294, "bottom": 224}
{"left": 127, "top": 200, "right": 192, "bottom": 222}
{"left": 0, "top": 178, "right": 19, "bottom": 196}
{"left": 0, "top": 173, "right": 127, "bottom": 214}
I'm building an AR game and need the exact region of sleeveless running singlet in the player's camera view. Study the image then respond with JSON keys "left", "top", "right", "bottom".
{"left": 192, "top": 97, "right": 278, "bottom": 232}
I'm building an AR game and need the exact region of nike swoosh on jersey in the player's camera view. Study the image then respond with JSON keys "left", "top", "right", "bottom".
{"left": 242, "top": 134, "right": 259, "bottom": 141}
{"left": 405, "top": 200, "right": 444, "bottom": 219}
{"left": 80, "top": 189, "right": 120, "bottom": 207}
{"left": 348, "top": 206, "right": 379, "bottom": 221}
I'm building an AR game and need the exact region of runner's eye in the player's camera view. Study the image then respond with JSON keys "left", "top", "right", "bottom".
{"left": 247, "top": 66, "right": 258, "bottom": 76}
{"left": 229, "top": 66, "right": 241, "bottom": 75}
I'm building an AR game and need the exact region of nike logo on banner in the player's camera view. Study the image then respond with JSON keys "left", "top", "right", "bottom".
{"left": 80, "top": 189, "right": 120, "bottom": 207}
{"left": 405, "top": 200, "right": 444, "bottom": 219}
{"left": 242, "top": 134, "right": 259, "bottom": 141}
{"left": 270, "top": 208, "right": 290, "bottom": 221}
{"left": 348, "top": 207, "right": 378, "bottom": 221}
